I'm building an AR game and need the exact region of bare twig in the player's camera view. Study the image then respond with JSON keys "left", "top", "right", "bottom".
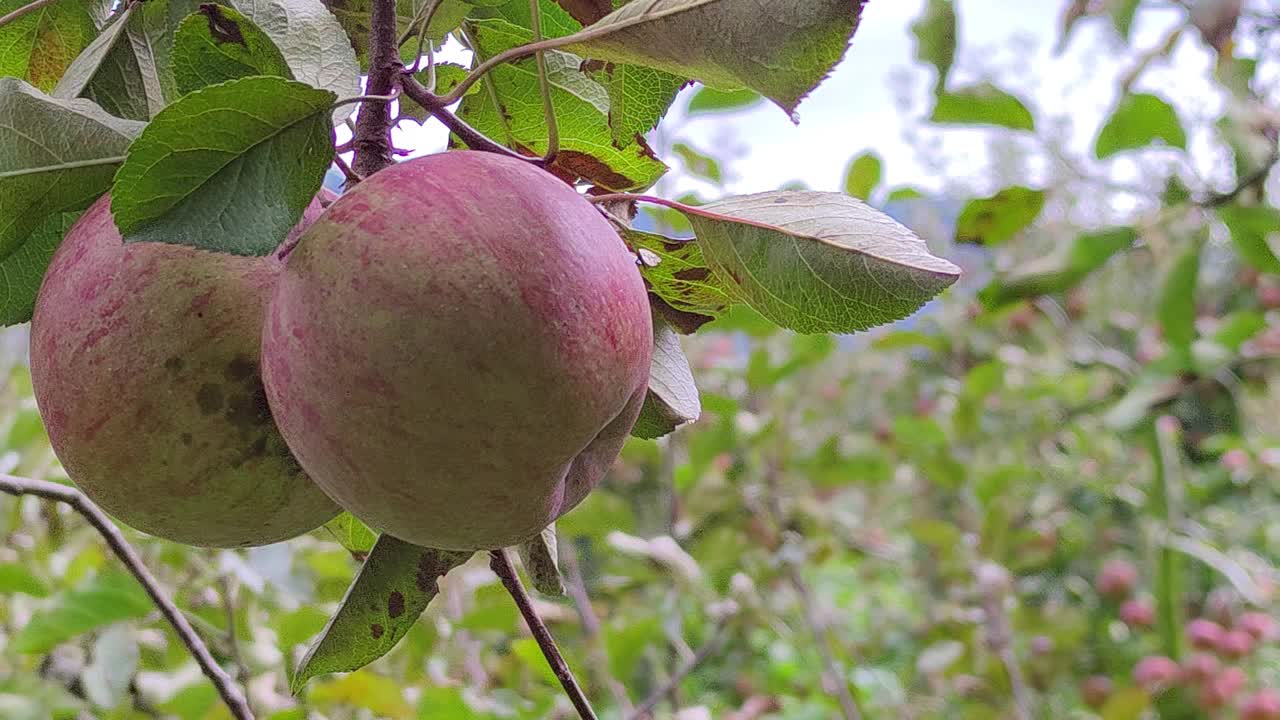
{"left": 398, "top": 76, "right": 542, "bottom": 164}
{"left": 489, "top": 548, "right": 598, "bottom": 720}
{"left": 405, "top": 0, "right": 446, "bottom": 73}
{"left": 350, "top": 0, "right": 402, "bottom": 178}
{"left": 0, "top": 474, "right": 253, "bottom": 720}
{"left": 0, "top": 0, "right": 58, "bottom": 30}
{"left": 1203, "top": 150, "right": 1279, "bottom": 207}
{"left": 219, "top": 576, "right": 250, "bottom": 689}
{"left": 626, "top": 619, "right": 731, "bottom": 720}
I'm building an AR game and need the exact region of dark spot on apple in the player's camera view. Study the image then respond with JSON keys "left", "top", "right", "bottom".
{"left": 164, "top": 356, "right": 184, "bottom": 373}
{"left": 773, "top": 196, "right": 787, "bottom": 204}
{"left": 224, "top": 382, "right": 271, "bottom": 431}
{"left": 370, "top": 623, "right": 384, "bottom": 638}
{"left": 387, "top": 590, "right": 405, "bottom": 618}
{"left": 180, "top": 432, "right": 193, "bottom": 446}
{"left": 196, "top": 384, "right": 224, "bottom": 415}
{"left": 224, "top": 355, "right": 256, "bottom": 381}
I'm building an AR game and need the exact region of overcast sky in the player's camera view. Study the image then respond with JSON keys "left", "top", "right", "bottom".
{"left": 380, "top": 1, "right": 1247, "bottom": 200}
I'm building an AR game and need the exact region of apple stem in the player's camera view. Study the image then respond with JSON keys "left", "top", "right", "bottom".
{"left": 350, "top": 0, "right": 402, "bottom": 180}
{"left": 489, "top": 548, "right": 599, "bottom": 720}
{"left": 0, "top": 474, "right": 255, "bottom": 720}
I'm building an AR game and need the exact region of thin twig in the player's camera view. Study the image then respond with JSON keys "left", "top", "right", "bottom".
{"left": 0, "top": 0, "right": 58, "bottom": 30}
{"left": 0, "top": 474, "right": 253, "bottom": 720}
{"left": 406, "top": 0, "right": 446, "bottom": 73}
{"left": 528, "top": 0, "right": 559, "bottom": 162}
{"left": 1203, "top": 150, "right": 1279, "bottom": 207}
{"left": 350, "top": 0, "right": 402, "bottom": 178}
{"left": 398, "top": 76, "right": 542, "bottom": 164}
{"left": 626, "top": 619, "right": 731, "bottom": 720}
{"left": 219, "top": 575, "right": 251, "bottom": 692}
{"left": 489, "top": 548, "right": 598, "bottom": 720}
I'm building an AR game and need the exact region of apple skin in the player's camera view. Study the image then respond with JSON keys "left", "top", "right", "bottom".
{"left": 261, "top": 151, "right": 653, "bottom": 551}
{"left": 29, "top": 193, "right": 340, "bottom": 547}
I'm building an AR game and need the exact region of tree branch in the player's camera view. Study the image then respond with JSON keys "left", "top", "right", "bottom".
{"left": 398, "top": 76, "right": 543, "bottom": 164}
{"left": 626, "top": 619, "right": 731, "bottom": 720}
{"left": 489, "top": 548, "right": 598, "bottom": 720}
{"left": 350, "top": 0, "right": 402, "bottom": 179}
{"left": 0, "top": 0, "right": 58, "bottom": 30}
{"left": 0, "top": 474, "right": 253, "bottom": 720}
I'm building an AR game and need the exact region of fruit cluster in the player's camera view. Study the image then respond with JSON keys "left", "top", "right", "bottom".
{"left": 29, "top": 152, "right": 652, "bottom": 551}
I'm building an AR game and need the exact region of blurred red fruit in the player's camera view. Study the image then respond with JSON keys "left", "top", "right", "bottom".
{"left": 1217, "top": 629, "right": 1255, "bottom": 659}
{"left": 1201, "top": 667, "right": 1247, "bottom": 708}
{"left": 1238, "top": 612, "right": 1277, "bottom": 641}
{"left": 1241, "top": 689, "right": 1280, "bottom": 720}
{"left": 1030, "top": 635, "right": 1054, "bottom": 656}
{"left": 1187, "top": 618, "right": 1228, "bottom": 650}
{"left": 1082, "top": 675, "right": 1112, "bottom": 709}
{"left": 1120, "top": 599, "right": 1155, "bottom": 629}
{"left": 1260, "top": 284, "right": 1280, "bottom": 309}
{"left": 1180, "top": 653, "right": 1220, "bottom": 684}
{"left": 1221, "top": 448, "right": 1251, "bottom": 472}
{"left": 1133, "top": 655, "right": 1180, "bottom": 693}
{"left": 1097, "top": 559, "right": 1139, "bottom": 599}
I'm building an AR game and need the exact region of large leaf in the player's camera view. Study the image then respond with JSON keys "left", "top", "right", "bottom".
{"left": 0, "top": 211, "right": 80, "bottom": 326}
{"left": 621, "top": 226, "right": 730, "bottom": 322}
{"left": 228, "top": 0, "right": 361, "bottom": 121}
{"left": 172, "top": 3, "right": 295, "bottom": 95}
{"left": 954, "top": 186, "right": 1045, "bottom": 245}
{"left": 53, "top": 0, "right": 198, "bottom": 120}
{"left": 676, "top": 191, "right": 961, "bottom": 334}
{"left": 979, "top": 227, "right": 1135, "bottom": 309}
{"left": 0, "top": 0, "right": 96, "bottom": 91}
{"left": 931, "top": 82, "right": 1034, "bottom": 131}
{"left": 1095, "top": 93, "right": 1185, "bottom": 159}
{"left": 0, "top": 78, "right": 143, "bottom": 261}
{"left": 459, "top": 18, "right": 666, "bottom": 191}
{"left": 632, "top": 311, "right": 701, "bottom": 439}
{"left": 563, "top": 0, "right": 864, "bottom": 115}
{"left": 911, "top": 0, "right": 955, "bottom": 91}
{"left": 291, "top": 534, "right": 471, "bottom": 691}
{"left": 110, "top": 76, "right": 335, "bottom": 255}
{"left": 1217, "top": 205, "right": 1280, "bottom": 275}
{"left": 11, "top": 572, "right": 153, "bottom": 655}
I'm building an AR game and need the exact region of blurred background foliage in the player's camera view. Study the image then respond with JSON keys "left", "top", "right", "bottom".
{"left": 4, "top": 0, "right": 1280, "bottom": 718}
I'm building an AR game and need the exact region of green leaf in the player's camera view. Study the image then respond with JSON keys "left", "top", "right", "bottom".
{"left": 0, "top": 0, "right": 95, "bottom": 91}
{"left": 291, "top": 535, "right": 470, "bottom": 692}
{"left": 562, "top": 0, "right": 865, "bottom": 115}
{"left": 591, "top": 62, "right": 686, "bottom": 145}
{"left": 1159, "top": 241, "right": 1202, "bottom": 356}
{"left": 930, "top": 82, "right": 1034, "bottom": 131}
{"left": 978, "top": 227, "right": 1134, "bottom": 309}
{"left": 887, "top": 186, "right": 925, "bottom": 201}
{"left": 679, "top": 191, "right": 961, "bottom": 334}
{"left": 1213, "top": 311, "right": 1266, "bottom": 351}
{"left": 1104, "top": 374, "right": 1183, "bottom": 431}
{"left": 226, "top": 0, "right": 361, "bottom": 123}
{"left": 0, "top": 562, "right": 49, "bottom": 597}
{"left": 53, "top": 0, "right": 198, "bottom": 120}
{"left": 621, "top": 226, "right": 729, "bottom": 325}
{"left": 172, "top": 4, "right": 294, "bottom": 95}
{"left": 1217, "top": 205, "right": 1280, "bottom": 274}
{"left": 843, "top": 151, "right": 882, "bottom": 201}
{"left": 110, "top": 76, "right": 335, "bottom": 255}
{"left": 910, "top": 0, "right": 955, "bottom": 91}
{"left": 458, "top": 18, "right": 666, "bottom": 191}
{"left": 1095, "top": 93, "right": 1186, "bottom": 159}
{"left": 954, "top": 186, "right": 1044, "bottom": 245}
{"left": 11, "top": 572, "right": 153, "bottom": 654}
{"left": 323, "top": 513, "right": 379, "bottom": 556}
{"left": 671, "top": 141, "right": 720, "bottom": 183}
{"left": 515, "top": 525, "right": 563, "bottom": 596}
{"left": 1100, "top": 686, "right": 1149, "bottom": 720}
{"left": 0, "top": 78, "right": 142, "bottom": 262}
{"left": 0, "top": 211, "right": 79, "bottom": 326}
{"left": 309, "top": 670, "right": 415, "bottom": 718}
{"left": 632, "top": 311, "right": 700, "bottom": 439}
{"left": 685, "top": 85, "right": 762, "bottom": 115}
{"left": 1106, "top": 0, "right": 1141, "bottom": 40}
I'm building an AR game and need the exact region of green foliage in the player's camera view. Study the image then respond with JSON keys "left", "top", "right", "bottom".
{"left": 11, "top": 572, "right": 152, "bottom": 655}
{"left": 111, "top": 76, "right": 334, "bottom": 255}
{"left": 0, "top": 0, "right": 95, "bottom": 91}
{"left": 931, "top": 82, "right": 1035, "bottom": 131}
{"left": 172, "top": 5, "right": 294, "bottom": 94}
{"left": 910, "top": 0, "right": 955, "bottom": 91}
{"left": 685, "top": 85, "right": 762, "bottom": 115}
{"left": 955, "top": 186, "right": 1045, "bottom": 245}
{"left": 843, "top": 151, "right": 882, "bottom": 201}
{"left": 1095, "top": 92, "right": 1186, "bottom": 159}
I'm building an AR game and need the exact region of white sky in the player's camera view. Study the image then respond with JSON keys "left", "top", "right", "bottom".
{"left": 370, "top": 1, "right": 1265, "bottom": 201}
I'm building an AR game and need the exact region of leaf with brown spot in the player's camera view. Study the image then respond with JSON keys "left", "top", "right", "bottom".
{"left": 620, "top": 226, "right": 730, "bottom": 323}
{"left": 290, "top": 534, "right": 471, "bottom": 692}
{"left": 172, "top": 4, "right": 296, "bottom": 96}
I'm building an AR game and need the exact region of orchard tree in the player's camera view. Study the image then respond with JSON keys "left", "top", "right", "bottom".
{"left": 0, "top": 0, "right": 962, "bottom": 718}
